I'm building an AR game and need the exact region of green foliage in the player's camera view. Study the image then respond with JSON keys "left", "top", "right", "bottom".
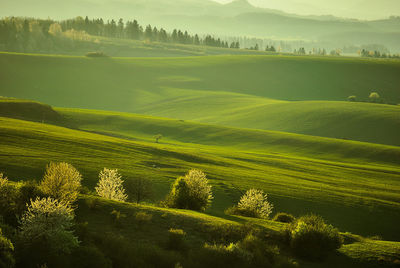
{"left": 71, "top": 245, "right": 112, "bottom": 268}
{"left": 125, "top": 178, "right": 153, "bottom": 204}
{"left": 286, "top": 214, "right": 343, "bottom": 260}
{"left": 85, "top": 198, "right": 100, "bottom": 210}
{"left": 40, "top": 162, "right": 82, "bottom": 204}
{"left": 167, "top": 228, "right": 187, "bottom": 251}
{"left": 110, "top": 209, "right": 126, "bottom": 227}
{"left": 273, "top": 212, "right": 296, "bottom": 223}
{"left": 94, "top": 233, "right": 180, "bottom": 268}
{"left": 85, "top": 51, "right": 107, "bottom": 57}
{"left": 190, "top": 234, "right": 281, "bottom": 268}
{"left": 0, "top": 173, "right": 19, "bottom": 226}
{"left": 347, "top": 95, "right": 357, "bottom": 102}
{"left": 135, "top": 211, "right": 153, "bottom": 226}
{"left": 231, "top": 189, "right": 273, "bottom": 219}
{"left": 369, "top": 92, "right": 380, "bottom": 103}
{"left": 166, "top": 169, "right": 213, "bottom": 211}
{"left": 19, "top": 197, "right": 78, "bottom": 254}
{"left": 0, "top": 228, "right": 15, "bottom": 268}
{"left": 17, "top": 197, "right": 78, "bottom": 267}
{"left": 96, "top": 168, "right": 127, "bottom": 202}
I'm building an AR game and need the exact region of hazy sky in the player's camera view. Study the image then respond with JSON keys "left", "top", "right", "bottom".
{"left": 213, "top": 0, "right": 400, "bottom": 20}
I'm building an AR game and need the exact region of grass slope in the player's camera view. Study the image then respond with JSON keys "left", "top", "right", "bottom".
{"left": 74, "top": 195, "right": 400, "bottom": 268}
{"left": 58, "top": 107, "right": 400, "bottom": 166}
{"left": 1, "top": 116, "right": 400, "bottom": 241}
{"left": 1, "top": 52, "right": 399, "bottom": 145}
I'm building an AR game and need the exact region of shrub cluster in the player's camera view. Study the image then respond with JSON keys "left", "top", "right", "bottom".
{"left": 0, "top": 227, "right": 15, "bottom": 268}
{"left": 167, "top": 228, "right": 187, "bottom": 251}
{"left": 187, "top": 233, "right": 286, "bottom": 268}
{"left": 273, "top": 212, "right": 296, "bottom": 223}
{"left": 286, "top": 214, "right": 343, "bottom": 260}
{"left": 85, "top": 51, "right": 108, "bottom": 57}
{"left": 166, "top": 169, "right": 213, "bottom": 211}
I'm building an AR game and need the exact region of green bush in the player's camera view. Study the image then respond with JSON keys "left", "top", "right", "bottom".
{"left": 85, "top": 51, "right": 107, "bottom": 57}
{"left": 166, "top": 169, "right": 213, "bottom": 211}
{"left": 0, "top": 176, "right": 43, "bottom": 227}
{"left": 202, "top": 222, "right": 251, "bottom": 244}
{"left": 94, "top": 233, "right": 180, "bottom": 268}
{"left": 0, "top": 228, "right": 15, "bottom": 268}
{"left": 273, "top": 212, "right": 296, "bottom": 223}
{"left": 135, "top": 211, "right": 153, "bottom": 227}
{"left": 286, "top": 214, "right": 343, "bottom": 260}
{"left": 189, "top": 234, "right": 282, "bottom": 268}
{"left": 0, "top": 174, "right": 19, "bottom": 226}
{"left": 167, "top": 228, "right": 187, "bottom": 251}
{"left": 194, "top": 242, "right": 249, "bottom": 268}
{"left": 71, "top": 245, "right": 112, "bottom": 268}
{"left": 17, "top": 197, "right": 79, "bottom": 267}
{"left": 110, "top": 209, "right": 126, "bottom": 227}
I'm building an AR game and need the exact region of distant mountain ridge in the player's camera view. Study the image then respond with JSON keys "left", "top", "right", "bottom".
{"left": 1, "top": 0, "right": 400, "bottom": 51}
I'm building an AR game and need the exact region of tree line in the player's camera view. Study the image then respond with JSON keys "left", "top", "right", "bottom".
{"left": 360, "top": 49, "right": 400, "bottom": 59}
{"left": 0, "top": 16, "right": 240, "bottom": 52}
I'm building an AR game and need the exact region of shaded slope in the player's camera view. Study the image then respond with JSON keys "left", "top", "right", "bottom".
{"left": 1, "top": 53, "right": 400, "bottom": 107}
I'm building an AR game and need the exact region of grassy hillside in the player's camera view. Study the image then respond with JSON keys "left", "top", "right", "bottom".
{"left": 72, "top": 195, "right": 400, "bottom": 268}
{"left": 1, "top": 114, "right": 400, "bottom": 240}
{"left": 58, "top": 108, "right": 400, "bottom": 165}
{"left": 1, "top": 52, "right": 399, "bottom": 145}
{"left": 1, "top": 52, "right": 399, "bottom": 105}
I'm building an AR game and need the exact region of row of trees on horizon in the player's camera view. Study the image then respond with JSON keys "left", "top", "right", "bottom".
{"left": 0, "top": 16, "right": 240, "bottom": 52}
{"left": 1, "top": 16, "right": 399, "bottom": 58}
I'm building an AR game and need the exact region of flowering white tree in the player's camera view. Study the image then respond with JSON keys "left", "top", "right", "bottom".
{"left": 185, "top": 169, "right": 213, "bottom": 206}
{"left": 19, "top": 197, "right": 78, "bottom": 254}
{"left": 40, "top": 162, "right": 82, "bottom": 204}
{"left": 95, "top": 168, "right": 127, "bottom": 202}
{"left": 237, "top": 189, "right": 273, "bottom": 219}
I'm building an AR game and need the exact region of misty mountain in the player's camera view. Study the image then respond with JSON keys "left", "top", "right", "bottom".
{"left": 1, "top": 0, "right": 400, "bottom": 52}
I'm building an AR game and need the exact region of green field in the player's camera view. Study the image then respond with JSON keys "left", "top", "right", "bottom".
{"left": 1, "top": 100, "right": 400, "bottom": 240}
{"left": 1, "top": 52, "right": 399, "bottom": 146}
{"left": 1, "top": 51, "right": 400, "bottom": 266}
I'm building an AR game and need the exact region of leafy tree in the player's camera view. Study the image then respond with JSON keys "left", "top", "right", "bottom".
{"left": 166, "top": 169, "right": 213, "bottom": 211}
{"left": 95, "top": 168, "right": 127, "bottom": 202}
{"left": 369, "top": 92, "right": 380, "bottom": 103}
{"left": 39, "top": 162, "right": 82, "bottom": 204}
{"left": 19, "top": 197, "right": 78, "bottom": 255}
{"left": 154, "top": 134, "right": 162, "bottom": 143}
{"left": 144, "top": 24, "right": 153, "bottom": 41}
{"left": 125, "top": 178, "right": 153, "bottom": 203}
{"left": 0, "top": 173, "right": 19, "bottom": 225}
{"left": 236, "top": 189, "right": 273, "bottom": 219}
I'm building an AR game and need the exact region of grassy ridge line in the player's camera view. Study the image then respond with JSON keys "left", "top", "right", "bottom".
{"left": 59, "top": 108, "right": 400, "bottom": 167}
{"left": 139, "top": 98, "right": 400, "bottom": 146}
{"left": 1, "top": 52, "right": 400, "bottom": 111}
{"left": 1, "top": 116, "right": 400, "bottom": 239}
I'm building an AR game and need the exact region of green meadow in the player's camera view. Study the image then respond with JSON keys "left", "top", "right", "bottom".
{"left": 1, "top": 51, "right": 400, "bottom": 266}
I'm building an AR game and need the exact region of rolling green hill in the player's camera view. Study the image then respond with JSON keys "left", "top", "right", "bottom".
{"left": 1, "top": 106, "right": 400, "bottom": 240}
{"left": 71, "top": 195, "right": 400, "bottom": 268}
{"left": 1, "top": 52, "right": 400, "bottom": 146}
